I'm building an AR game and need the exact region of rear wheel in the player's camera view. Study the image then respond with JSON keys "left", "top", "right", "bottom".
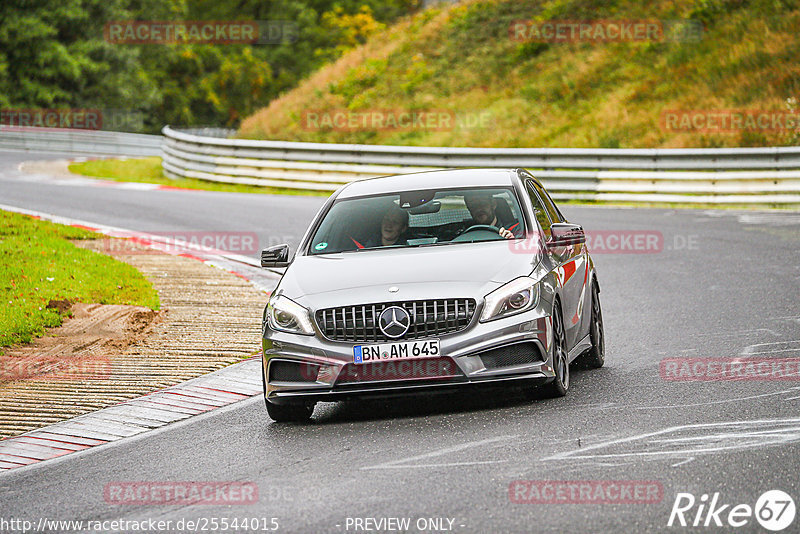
{"left": 577, "top": 283, "right": 604, "bottom": 369}
{"left": 538, "top": 301, "right": 569, "bottom": 398}
{"left": 266, "top": 401, "right": 315, "bottom": 423}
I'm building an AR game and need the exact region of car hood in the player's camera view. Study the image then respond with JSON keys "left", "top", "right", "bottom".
{"left": 279, "top": 241, "right": 540, "bottom": 308}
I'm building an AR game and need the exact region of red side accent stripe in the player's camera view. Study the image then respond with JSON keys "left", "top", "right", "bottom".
{"left": 562, "top": 259, "right": 577, "bottom": 283}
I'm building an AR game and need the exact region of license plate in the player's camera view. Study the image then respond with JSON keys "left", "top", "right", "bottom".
{"left": 354, "top": 339, "right": 440, "bottom": 364}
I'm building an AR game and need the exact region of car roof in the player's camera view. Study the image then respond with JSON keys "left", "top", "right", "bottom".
{"left": 336, "top": 168, "right": 517, "bottom": 199}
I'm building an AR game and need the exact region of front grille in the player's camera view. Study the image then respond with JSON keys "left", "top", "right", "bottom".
{"left": 479, "top": 342, "right": 542, "bottom": 369}
{"left": 316, "top": 299, "right": 476, "bottom": 343}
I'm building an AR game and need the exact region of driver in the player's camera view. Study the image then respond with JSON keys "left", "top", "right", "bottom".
{"left": 464, "top": 192, "right": 521, "bottom": 239}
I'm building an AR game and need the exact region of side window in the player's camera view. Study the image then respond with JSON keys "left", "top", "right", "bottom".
{"left": 530, "top": 180, "right": 562, "bottom": 223}
{"left": 525, "top": 181, "right": 552, "bottom": 239}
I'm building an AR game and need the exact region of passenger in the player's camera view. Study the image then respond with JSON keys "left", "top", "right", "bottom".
{"left": 350, "top": 204, "right": 409, "bottom": 249}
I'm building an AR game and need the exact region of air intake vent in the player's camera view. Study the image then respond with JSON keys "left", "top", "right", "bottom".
{"left": 269, "top": 360, "right": 319, "bottom": 382}
{"left": 479, "top": 343, "right": 542, "bottom": 369}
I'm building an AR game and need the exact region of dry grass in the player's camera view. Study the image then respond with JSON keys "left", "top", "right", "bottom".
{"left": 239, "top": 0, "right": 800, "bottom": 149}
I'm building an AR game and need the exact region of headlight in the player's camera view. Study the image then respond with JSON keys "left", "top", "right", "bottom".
{"left": 266, "top": 295, "right": 315, "bottom": 335}
{"left": 480, "top": 277, "right": 540, "bottom": 322}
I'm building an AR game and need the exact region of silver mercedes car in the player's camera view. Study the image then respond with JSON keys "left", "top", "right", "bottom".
{"left": 260, "top": 168, "right": 604, "bottom": 422}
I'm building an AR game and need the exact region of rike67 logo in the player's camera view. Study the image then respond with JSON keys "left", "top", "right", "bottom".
{"left": 668, "top": 490, "right": 796, "bottom": 531}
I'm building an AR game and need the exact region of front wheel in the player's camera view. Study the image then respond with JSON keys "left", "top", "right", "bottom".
{"left": 538, "top": 302, "right": 569, "bottom": 398}
{"left": 577, "top": 283, "right": 604, "bottom": 369}
{"left": 266, "top": 401, "right": 315, "bottom": 423}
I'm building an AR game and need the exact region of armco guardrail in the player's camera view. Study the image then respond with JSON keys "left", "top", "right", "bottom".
{"left": 162, "top": 126, "right": 800, "bottom": 204}
{"left": 0, "top": 126, "right": 161, "bottom": 157}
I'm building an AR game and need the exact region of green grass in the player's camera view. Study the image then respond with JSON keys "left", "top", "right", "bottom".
{"left": 68, "top": 157, "right": 329, "bottom": 197}
{"left": 240, "top": 0, "right": 800, "bottom": 149}
{"left": 0, "top": 210, "right": 160, "bottom": 351}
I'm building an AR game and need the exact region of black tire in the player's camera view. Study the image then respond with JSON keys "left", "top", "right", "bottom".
{"left": 262, "top": 358, "right": 315, "bottom": 422}
{"left": 577, "top": 283, "right": 605, "bottom": 369}
{"left": 538, "top": 301, "right": 569, "bottom": 398}
{"left": 266, "top": 401, "right": 315, "bottom": 423}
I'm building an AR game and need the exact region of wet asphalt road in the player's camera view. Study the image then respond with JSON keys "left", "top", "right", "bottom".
{"left": 1, "top": 149, "right": 800, "bottom": 533}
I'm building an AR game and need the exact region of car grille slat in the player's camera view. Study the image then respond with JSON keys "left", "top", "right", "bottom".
{"left": 348, "top": 306, "right": 353, "bottom": 341}
{"left": 361, "top": 306, "right": 367, "bottom": 340}
{"left": 316, "top": 299, "right": 476, "bottom": 343}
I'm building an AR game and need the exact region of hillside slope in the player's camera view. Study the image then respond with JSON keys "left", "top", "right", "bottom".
{"left": 239, "top": 0, "right": 800, "bottom": 148}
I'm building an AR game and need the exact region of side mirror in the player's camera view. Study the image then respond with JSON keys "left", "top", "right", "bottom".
{"left": 550, "top": 223, "right": 585, "bottom": 247}
{"left": 261, "top": 244, "right": 291, "bottom": 268}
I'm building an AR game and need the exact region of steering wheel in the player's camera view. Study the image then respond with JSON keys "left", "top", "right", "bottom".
{"left": 451, "top": 224, "right": 503, "bottom": 243}
{"left": 458, "top": 224, "right": 500, "bottom": 236}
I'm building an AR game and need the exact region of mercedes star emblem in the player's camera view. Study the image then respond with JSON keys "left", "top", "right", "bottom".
{"left": 378, "top": 306, "right": 411, "bottom": 338}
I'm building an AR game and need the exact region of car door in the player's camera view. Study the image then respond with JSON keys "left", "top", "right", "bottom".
{"left": 527, "top": 179, "right": 590, "bottom": 353}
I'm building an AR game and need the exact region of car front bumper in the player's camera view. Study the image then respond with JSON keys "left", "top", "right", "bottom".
{"left": 262, "top": 308, "right": 556, "bottom": 405}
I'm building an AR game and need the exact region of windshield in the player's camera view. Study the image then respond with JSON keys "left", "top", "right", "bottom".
{"left": 309, "top": 187, "right": 525, "bottom": 255}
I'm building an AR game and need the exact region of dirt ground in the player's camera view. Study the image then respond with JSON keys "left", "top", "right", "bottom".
{"left": 0, "top": 238, "right": 265, "bottom": 438}
{"left": 0, "top": 302, "right": 163, "bottom": 384}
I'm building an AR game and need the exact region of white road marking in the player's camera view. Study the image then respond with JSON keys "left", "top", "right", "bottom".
{"left": 740, "top": 340, "right": 800, "bottom": 355}
{"left": 690, "top": 328, "right": 780, "bottom": 340}
{"left": 634, "top": 386, "right": 800, "bottom": 410}
{"left": 743, "top": 348, "right": 800, "bottom": 355}
{"left": 364, "top": 460, "right": 507, "bottom": 470}
{"left": 543, "top": 418, "right": 800, "bottom": 461}
{"left": 361, "top": 435, "right": 517, "bottom": 470}
{"left": 737, "top": 213, "right": 800, "bottom": 226}
{"left": 670, "top": 457, "right": 695, "bottom": 468}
